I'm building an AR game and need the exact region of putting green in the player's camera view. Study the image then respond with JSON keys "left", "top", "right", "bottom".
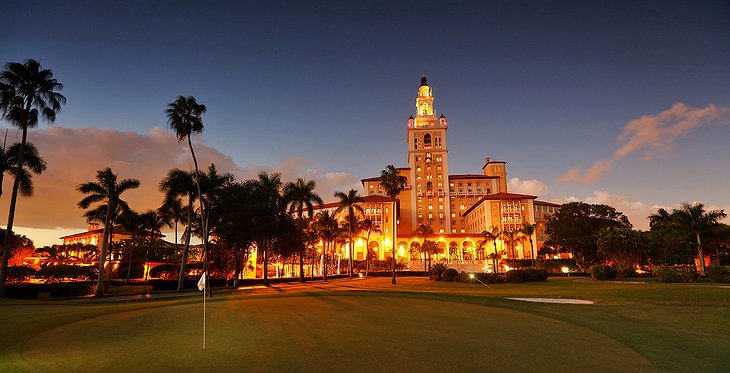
{"left": 22, "top": 294, "right": 652, "bottom": 372}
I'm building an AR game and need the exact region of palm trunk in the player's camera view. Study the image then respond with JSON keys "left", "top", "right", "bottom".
{"left": 391, "top": 200, "right": 397, "bottom": 285}
{"left": 262, "top": 241, "right": 268, "bottom": 286}
{"left": 493, "top": 242, "right": 498, "bottom": 273}
{"left": 126, "top": 235, "right": 135, "bottom": 282}
{"left": 94, "top": 204, "right": 113, "bottom": 296}
{"left": 530, "top": 239, "right": 535, "bottom": 268}
{"left": 177, "top": 202, "right": 193, "bottom": 292}
{"left": 696, "top": 231, "right": 706, "bottom": 276}
{"left": 0, "top": 123, "right": 29, "bottom": 296}
{"left": 323, "top": 243, "right": 328, "bottom": 281}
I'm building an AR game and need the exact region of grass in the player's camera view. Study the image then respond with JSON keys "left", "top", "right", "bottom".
{"left": 1, "top": 277, "right": 728, "bottom": 372}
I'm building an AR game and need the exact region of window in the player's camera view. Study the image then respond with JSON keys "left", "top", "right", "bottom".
{"left": 428, "top": 212, "right": 433, "bottom": 219}
{"left": 424, "top": 134, "right": 432, "bottom": 148}
{"left": 451, "top": 213, "right": 456, "bottom": 218}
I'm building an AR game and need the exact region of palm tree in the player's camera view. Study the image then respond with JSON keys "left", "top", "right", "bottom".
{"left": 0, "top": 142, "right": 46, "bottom": 200}
{"left": 671, "top": 202, "right": 726, "bottom": 276}
{"left": 0, "top": 59, "right": 65, "bottom": 296}
{"left": 251, "top": 171, "right": 285, "bottom": 286}
{"left": 380, "top": 165, "right": 407, "bottom": 284}
{"left": 314, "top": 210, "right": 338, "bottom": 281}
{"left": 414, "top": 223, "right": 434, "bottom": 272}
{"left": 159, "top": 168, "right": 197, "bottom": 291}
{"left": 648, "top": 207, "right": 672, "bottom": 230}
{"left": 501, "top": 229, "right": 519, "bottom": 268}
{"left": 481, "top": 226, "right": 501, "bottom": 272}
{"left": 118, "top": 209, "right": 144, "bottom": 282}
{"left": 283, "top": 178, "right": 323, "bottom": 282}
{"left": 334, "top": 189, "right": 364, "bottom": 278}
{"left": 359, "top": 219, "right": 380, "bottom": 276}
{"left": 520, "top": 223, "right": 537, "bottom": 268}
{"left": 77, "top": 168, "right": 140, "bottom": 296}
{"left": 140, "top": 210, "right": 170, "bottom": 284}
{"left": 166, "top": 95, "right": 210, "bottom": 293}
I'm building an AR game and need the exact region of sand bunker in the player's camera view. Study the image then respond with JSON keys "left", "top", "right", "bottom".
{"left": 506, "top": 297, "right": 594, "bottom": 305}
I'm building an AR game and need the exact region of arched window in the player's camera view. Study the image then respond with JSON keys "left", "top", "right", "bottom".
{"left": 424, "top": 133, "right": 432, "bottom": 148}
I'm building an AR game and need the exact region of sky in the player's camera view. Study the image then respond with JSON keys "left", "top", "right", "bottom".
{"left": 1, "top": 0, "right": 729, "bottom": 246}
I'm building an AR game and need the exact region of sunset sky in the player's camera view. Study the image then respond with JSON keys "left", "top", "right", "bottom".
{"left": 1, "top": 0, "right": 729, "bottom": 246}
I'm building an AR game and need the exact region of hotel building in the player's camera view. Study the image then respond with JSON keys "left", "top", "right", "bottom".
{"left": 316, "top": 76, "right": 560, "bottom": 272}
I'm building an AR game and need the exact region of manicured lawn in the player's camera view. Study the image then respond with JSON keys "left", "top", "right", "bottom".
{"left": 1, "top": 277, "right": 728, "bottom": 372}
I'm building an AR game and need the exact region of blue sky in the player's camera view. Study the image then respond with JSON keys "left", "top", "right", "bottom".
{"left": 1, "top": 0, "right": 729, "bottom": 245}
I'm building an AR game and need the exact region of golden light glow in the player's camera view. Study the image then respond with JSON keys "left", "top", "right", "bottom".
{"left": 561, "top": 267, "right": 570, "bottom": 274}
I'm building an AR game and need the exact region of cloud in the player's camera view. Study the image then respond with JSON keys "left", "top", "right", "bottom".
{"left": 560, "top": 103, "right": 730, "bottom": 184}
{"left": 508, "top": 177, "right": 549, "bottom": 196}
{"left": 0, "top": 126, "right": 359, "bottom": 235}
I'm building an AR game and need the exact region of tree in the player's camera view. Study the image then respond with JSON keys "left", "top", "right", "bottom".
{"left": 283, "top": 178, "right": 323, "bottom": 282}
{"left": 118, "top": 209, "right": 144, "bottom": 282}
{"left": 0, "top": 142, "right": 46, "bottom": 200}
{"left": 480, "top": 226, "right": 500, "bottom": 273}
{"left": 380, "top": 165, "right": 407, "bottom": 284}
{"left": 334, "top": 189, "right": 364, "bottom": 278}
{"left": 520, "top": 222, "right": 537, "bottom": 268}
{"left": 166, "top": 95, "right": 210, "bottom": 294}
{"left": 139, "top": 210, "right": 170, "bottom": 284}
{"left": 314, "top": 210, "right": 339, "bottom": 281}
{"left": 77, "top": 168, "right": 140, "bottom": 296}
{"left": 545, "top": 202, "right": 631, "bottom": 271}
{"left": 501, "top": 229, "right": 519, "bottom": 268}
{"left": 671, "top": 202, "right": 726, "bottom": 276}
{"left": 596, "top": 226, "right": 645, "bottom": 278}
{"left": 0, "top": 59, "right": 65, "bottom": 296}
{"left": 414, "top": 223, "right": 434, "bottom": 272}
{"left": 250, "top": 172, "right": 286, "bottom": 286}
{"left": 359, "top": 218, "right": 380, "bottom": 276}
{"left": 159, "top": 168, "right": 197, "bottom": 291}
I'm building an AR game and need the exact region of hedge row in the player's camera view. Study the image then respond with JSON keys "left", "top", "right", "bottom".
{"left": 4, "top": 282, "right": 96, "bottom": 299}
{"left": 652, "top": 266, "right": 697, "bottom": 283}
{"left": 504, "top": 269, "right": 549, "bottom": 283}
{"left": 589, "top": 265, "right": 617, "bottom": 281}
{"left": 705, "top": 266, "right": 730, "bottom": 283}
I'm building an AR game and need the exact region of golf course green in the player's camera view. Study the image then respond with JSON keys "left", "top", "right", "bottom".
{"left": 2, "top": 277, "right": 729, "bottom": 372}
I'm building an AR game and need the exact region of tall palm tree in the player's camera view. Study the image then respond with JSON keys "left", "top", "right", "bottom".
{"left": 334, "top": 189, "right": 364, "bottom": 278}
{"left": 501, "top": 229, "right": 519, "bottom": 268}
{"left": 118, "top": 209, "right": 144, "bottom": 282}
{"left": 520, "top": 222, "right": 537, "bottom": 268}
{"left": 380, "top": 165, "right": 407, "bottom": 284}
{"left": 481, "top": 226, "right": 501, "bottom": 272}
{"left": 283, "top": 178, "right": 323, "bottom": 282}
{"left": 314, "top": 210, "right": 338, "bottom": 281}
{"left": 0, "top": 142, "right": 46, "bottom": 200}
{"left": 166, "top": 95, "right": 210, "bottom": 294}
{"left": 251, "top": 171, "right": 284, "bottom": 286}
{"left": 0, "top": 59, "right": 65, "bottom": 296}
{"left": 359, "top": 219, "right": 380, "bottom": 276}
{"left": 77, "top": 168, "right": 140, "bottom": 296}
{"left": 159, "top": 168, "right": 197, "bottom": 291}
{"left": 672, "top": 202, "right": 726, "bottom": 276}
{"left": 140, "top": 210, "right": 170, "bottom": 284}
{"left": 414, "top": 223, "right": 434, "bottom": 272}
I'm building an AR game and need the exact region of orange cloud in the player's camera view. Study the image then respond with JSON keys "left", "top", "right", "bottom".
{"left": 0, "top": 126, "right": 360, "bottom": 235}
{"left": 560, "top": 103, "right": 730, "bottom": 184}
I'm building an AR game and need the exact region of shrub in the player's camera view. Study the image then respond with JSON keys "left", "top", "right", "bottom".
{"left": 616, "top": 266, "right": 637, "bottom": 279}
{"left": 6, "top": 265, "right": 37, "bottom": 283}
{"left": 505, "top": 269, "right": 526, "bottom": 283}
{"left": 589, "top": 265, "right": 617, "bottom": 281}
{"left": 540, "top": 259, "right": 579, "bottom": 273}
{"left": 441, "top": 268, "right": 459, "bottom": 282}
{"left": 501, "top": 259, "right": 533, "bottom": 269}
{"left": 429, "top": 263, "right": 447, "bottom": 281}
{"left": 705, "top": 266, "right": 730, "bottom": 283}
{"left": 455, "top": 272, "right": 506, "bottom": 284}
{"left": 523, "top": 268, "right": 548, "bottom": 281}
{"left": 38, "top": 265, "right": 96, "bottom": 282}
{"left": 652, "top": 266, "right": 697, "bottom": 283}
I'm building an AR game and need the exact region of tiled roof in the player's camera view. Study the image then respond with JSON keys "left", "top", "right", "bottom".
{"left": 534, "top": 200, "right": 561, "bottom": 207}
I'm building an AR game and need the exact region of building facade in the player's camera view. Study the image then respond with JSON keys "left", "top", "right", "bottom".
{"left": 314, "top": 76, "right": 560, "bottom": 272}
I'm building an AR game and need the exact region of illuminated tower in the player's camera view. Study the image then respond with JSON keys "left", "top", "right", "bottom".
{"left": 407, "top": 76, "right": 451, "bottom": 233}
